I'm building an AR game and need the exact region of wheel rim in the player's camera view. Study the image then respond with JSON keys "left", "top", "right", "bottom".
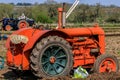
{"left": 99, "top": 58, "right": 116, "bottom": 72}
{"left": 41, "top": 45, "right": 67, "bottom": 75}
{"left": 5, "top": 25, "right": 12, "bottom": 31}
{"left": 19, "top": 22, "right": 27, "bottom": 29}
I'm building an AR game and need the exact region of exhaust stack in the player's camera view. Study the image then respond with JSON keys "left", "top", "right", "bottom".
{"left": 66, "top": 0, "right": 80, "bottom": 19}
{"left": 57, "top": 0, "right": 79, "bottom": 29}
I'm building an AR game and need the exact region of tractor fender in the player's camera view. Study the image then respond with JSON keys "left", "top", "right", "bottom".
{"left": 6, "top": 28, "right": 31, "bottom": 49}
{"left": 23, "top": 29, "right": 70, "bottom": 52}
{"left": 6, "top": 28, "right": 49, "bottom": 49}
{"left": 23, "top": 30, "right": 49, "bottom": 52}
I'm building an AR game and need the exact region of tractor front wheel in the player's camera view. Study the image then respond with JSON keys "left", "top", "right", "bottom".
{"left": 5, "top": 25, "right": 12, "bottom": 31}
{"left": 93, "top": 53, "right": 119, "bottom": 73}
{"left": 30, "top": 36, "right": 73, "bottom": 78}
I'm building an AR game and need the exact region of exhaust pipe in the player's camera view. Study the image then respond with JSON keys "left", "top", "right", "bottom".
{"left": 57, "top": 0, "right": 79, "bottom": 29}
{"left": 66, "top": 0, "right": 79, "bottom": 19}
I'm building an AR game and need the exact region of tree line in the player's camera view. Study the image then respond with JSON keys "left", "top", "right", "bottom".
{"left": 0, "top": 3, "right": 120, "bottom": 24}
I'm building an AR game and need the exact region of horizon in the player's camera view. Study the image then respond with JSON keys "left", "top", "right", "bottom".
{"left": 0, "top": 0, "right": 120, "bottom": 7}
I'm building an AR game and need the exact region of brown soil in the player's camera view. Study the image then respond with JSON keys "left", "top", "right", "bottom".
{"left": 0, "top": 68, "right": 120, "bottom": 80}
{"left": 0, "top": 67, "right": 37, "bottom": 80}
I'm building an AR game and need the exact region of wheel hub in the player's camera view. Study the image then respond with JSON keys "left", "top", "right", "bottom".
{"left": 106, "top": 67, "right": 112, "bottom": 72}
{"left": 20, "top": 22, "right": 26, "bottom": 28}
{"left": 99, "top": 58, "right": 116, "bottom": 72}
{"left": 50, "top": 56, "right": 56, "bottom": 64}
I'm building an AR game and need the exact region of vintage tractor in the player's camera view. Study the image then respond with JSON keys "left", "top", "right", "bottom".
{"left": 5, "top": 0, "right": 119, "bottom": 78}
{"left": 1, "top": 14, "right": 34, "bottom": 31}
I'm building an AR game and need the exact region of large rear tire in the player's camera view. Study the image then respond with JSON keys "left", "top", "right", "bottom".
{"left": 30, "top": 36, "right": 73, "bottom": 78}
{"left": 17, "top": 20, "right": 29, "bottom": 29}
{"left": 93, "top": 53, "right": 119, "bottom": 73}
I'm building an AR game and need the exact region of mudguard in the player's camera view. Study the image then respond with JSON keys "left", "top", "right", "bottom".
{"left": 6, "top": 28, "right": 49, "bottom": 51}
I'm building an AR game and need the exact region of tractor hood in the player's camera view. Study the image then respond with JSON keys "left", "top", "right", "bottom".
{"left": 58, "top": 26, "right": 104, "bottom": 37}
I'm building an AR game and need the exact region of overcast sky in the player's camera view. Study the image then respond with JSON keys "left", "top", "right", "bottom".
{"left": 0, "top": 0, "right": 120, "bottom": 6}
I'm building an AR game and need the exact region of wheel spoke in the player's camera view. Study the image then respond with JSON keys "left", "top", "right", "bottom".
{"left": 100, "top": 61, "right": 108, "bottom": 72}
{"left": 100, "top": 65, "right": 107, "bottom": 72}
{"left": 56, "top": 55, "right": 67, "bottom": 59}
{"left": 45, "top": 51, "right": 51, "bottom": 57}
{"left": 42, "top": 62, "right": 50, "bottom": 71}
{"left": 50, "top": 47, "right": 54, "bottom": 53}
{"left": 55, "top": 62, "right": 65, "bottom": 68}
{"left": 43, "top": 54, "right": 48, "bottom": 58}
{"left": 52, "top": 65, "right": 59, "bottom": 74}
{"left": 46, "top": 64, "right": 51, "bottom": 73}
{"left": 42, "top": 61, "right": 49, "bottom": 66}
{"left": 53, "top": 47, "right": 62, "bottom": 56}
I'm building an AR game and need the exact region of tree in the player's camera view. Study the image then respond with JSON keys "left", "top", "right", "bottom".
{"left": 74, "top": 4, "right": 90, "bottom": 23}
{"left": 36, "top": 13, "right": 52, "bottom": 23}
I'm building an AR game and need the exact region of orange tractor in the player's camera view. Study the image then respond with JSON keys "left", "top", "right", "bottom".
{"left": 5, "top": 0, "right": 119, "bottom": 78}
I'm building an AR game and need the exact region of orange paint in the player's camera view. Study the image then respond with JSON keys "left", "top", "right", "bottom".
{"left": 58, "top": 8, "right": 63, "bottom": 29}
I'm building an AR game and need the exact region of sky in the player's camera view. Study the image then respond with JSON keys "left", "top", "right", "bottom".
{"left": 0, "top": 0, "right": 120, "bottom": 6}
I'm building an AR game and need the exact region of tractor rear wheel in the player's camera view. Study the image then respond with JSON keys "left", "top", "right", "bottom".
{"left": 93, "top": 53, "right": 119, "bottom": 73}
{"left": 17, "top": 20, "right": 29, "bottom": 29}
{"left": 30, "top": 36, "right": 73, "bottom": 78}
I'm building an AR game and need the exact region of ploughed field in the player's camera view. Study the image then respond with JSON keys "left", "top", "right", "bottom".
{"left": 0, "top": 27, "right": 120, "bottom": 80}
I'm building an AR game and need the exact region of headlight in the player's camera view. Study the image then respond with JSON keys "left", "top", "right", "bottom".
{"left": 10, "top": 34, "right": 28, "bottom": 44}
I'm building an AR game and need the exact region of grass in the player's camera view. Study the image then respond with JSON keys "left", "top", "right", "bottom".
{"left": 118, "top": 51, "right": 120, "bottom": 55}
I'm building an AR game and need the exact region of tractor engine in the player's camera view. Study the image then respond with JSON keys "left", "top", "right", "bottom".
{"left": 58, "top": 25, "right": 105, "bottom": 68}
{"left": 69, "top": 36, "right": 100, "bottom": 68}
